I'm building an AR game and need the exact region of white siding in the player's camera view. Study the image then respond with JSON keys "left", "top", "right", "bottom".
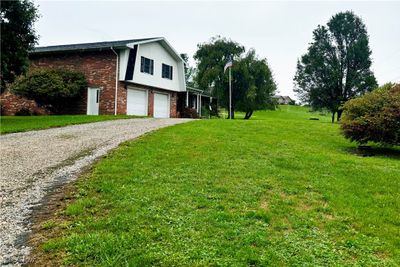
{"left": 119, "top": 49, "right": 129, "bottom": 80}
{"left": 121, "top": 42, "right": 185, "bottom": 92}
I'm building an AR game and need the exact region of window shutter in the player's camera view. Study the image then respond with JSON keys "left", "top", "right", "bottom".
{"left": 150, "top": 60, "right": 154, "bottom": 75}
{"left": 170, "top": 66, "right": 173, "bottom": 80}
{"left": 140, "top": 57, "right": 144, "bottom": 72}
{"left": 162, "top": 64, "right": 166, "bottom": 78}
{"left": 125, "top": 46, "right": 137, "bottom": 80}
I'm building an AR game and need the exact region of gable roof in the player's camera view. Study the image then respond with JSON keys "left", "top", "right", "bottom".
{"left": 31, "top": 37, "right": 184, "bottom": 62}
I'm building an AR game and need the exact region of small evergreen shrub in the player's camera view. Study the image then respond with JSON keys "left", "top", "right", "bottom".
{"left": 341, "top": 83, "right": 400, "bottom": 146}
{"left": 11, "top": 68, "right": 87, "bottom": 114}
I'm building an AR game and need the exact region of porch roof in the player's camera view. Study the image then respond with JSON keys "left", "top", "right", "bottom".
{"left": 186, "top": 86, "right": 212, "bottom": 97}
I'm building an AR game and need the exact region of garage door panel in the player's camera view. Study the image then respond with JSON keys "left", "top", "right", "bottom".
{"left": 154, "top": 93, "right": 169, "bottom": 118}
{"left": 127, "top": 89, "right": 147, "bottom": 116}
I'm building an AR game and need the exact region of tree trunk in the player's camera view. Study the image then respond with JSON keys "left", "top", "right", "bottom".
{"left": 244, "top": 110, "right": 253, "bottom": 120}
{"left": 337, "top": 109, "right": 343, "bottom": 121}
{"left": 331, "top": 111, "right": 336, "bottom": 123}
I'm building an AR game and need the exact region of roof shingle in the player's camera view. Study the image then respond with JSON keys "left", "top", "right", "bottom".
{"left": 31, "top": 37, "right": 162, "bottom": 54}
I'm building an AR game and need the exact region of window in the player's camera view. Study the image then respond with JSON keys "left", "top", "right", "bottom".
{"left": 140, "top": 56, "right": 154, "bottom": 75}
{"left": 162, "top": 63, "right": 173, "bottom": 80}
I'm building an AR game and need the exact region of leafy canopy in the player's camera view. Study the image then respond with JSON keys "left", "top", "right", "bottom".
{"left": 294, "top": 11, "right": 377, "bottom": 122}
{"left": 194, "top": 36, "right": 276, "bottom": 119}
{"left": 232, "top": 49, "right": 277, "bottom": 119}
{"left": 0, "top": 0, "right": 39, "bottom": 92}
{"left": 11, "top": 68, "right": 87, "bottom": 114}
{"left": 194, "top": 36, "right": 244, "bottom": 112}
{"left": 180, "top": 53, "right": 196, "bottom": 88}
{"left": 341, "top": 83, "right": 400, "bottom": 146}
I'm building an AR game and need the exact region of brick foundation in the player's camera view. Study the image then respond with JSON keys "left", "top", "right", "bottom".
{"left": 0, "top": 92, "right": 49, "bottom": 115}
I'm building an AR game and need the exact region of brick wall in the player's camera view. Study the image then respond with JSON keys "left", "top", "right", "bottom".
{"left": 170, "top": 92, "right": 178, "bottom": 118}
{"left": 148, "top": 90, "right": 154, "bottom": 117}
{"left": 29, "top": 50, "right": 124, "bottom": 115}
{"left": 0, "top": 92, "right": 49, "bottom": 115}
{"left": 2, "top": 50, "right": 182, "bottom": 117}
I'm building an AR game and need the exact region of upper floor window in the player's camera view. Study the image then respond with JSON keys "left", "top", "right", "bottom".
{"left": 141, "top": 56, "right": 154, "bottom": 75}
{"left": 162, "top": 63, "right": 173, "bottom": 80}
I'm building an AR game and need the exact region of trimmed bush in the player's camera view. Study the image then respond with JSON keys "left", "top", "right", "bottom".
{"left": 11, "top": 68, "right": 87, "bottom": 114}
{"left": 182, "top": 107, "right": 199, "bottom": 118}
{"left": 341, "top": 83, "right": 400, "bottom": 146}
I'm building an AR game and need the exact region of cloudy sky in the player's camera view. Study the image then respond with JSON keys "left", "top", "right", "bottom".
{"left": 35, "top": 1, "right": 400, "bottom": 98}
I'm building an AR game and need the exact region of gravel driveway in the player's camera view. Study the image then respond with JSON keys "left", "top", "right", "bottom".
{"left": 0, "top": 118, "right": 190, "bottom": 266}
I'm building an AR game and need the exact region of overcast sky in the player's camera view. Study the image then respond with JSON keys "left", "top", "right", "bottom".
{"left": 35, "top": 1, "right": 400, "bottom": 98}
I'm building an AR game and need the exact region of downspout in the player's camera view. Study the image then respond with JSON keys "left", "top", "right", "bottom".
{"left": 111, "top": 47, "right": 119, "bottom": 115}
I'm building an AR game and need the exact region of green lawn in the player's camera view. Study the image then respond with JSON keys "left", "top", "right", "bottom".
{"left": 36, "top": 106, "right": 400, "bottom": 266}
{"left": 0, "top": 115, "right": 141, "bottom": 134}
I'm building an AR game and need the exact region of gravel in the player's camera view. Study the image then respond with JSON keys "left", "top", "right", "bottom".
{"left": 0, "top": 118, "right": 191, "bottom": 266}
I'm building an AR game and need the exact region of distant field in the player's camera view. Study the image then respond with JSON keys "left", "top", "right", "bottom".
{"left": 0, "top": 115, "right": 142, "bottom": 134}
{"left": 31, "top": 106, "right": 400, "bottom": 266}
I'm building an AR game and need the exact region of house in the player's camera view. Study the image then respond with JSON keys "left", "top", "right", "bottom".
{"left": 2, "top": 37, "right": 212, "bottom": 118}
{"left": 273, "top": 95, "right": 294, "bottom": 105}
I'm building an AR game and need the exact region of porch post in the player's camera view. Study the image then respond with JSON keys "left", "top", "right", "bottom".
{"left": 196, "top": 94, "right": 199, "bottom": 113}
{"left": 199, "top": 95, "right": 202, "bottom": 117}
{"left": 186, "top": 91, "right": 189, "bottom": 107}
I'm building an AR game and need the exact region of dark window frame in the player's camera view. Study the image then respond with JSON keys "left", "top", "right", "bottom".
{"left": 162, "top": 63, "right": 173, "bottom": 80}
{"left": 140, "top": 56, "right": 154, "bottom": 75}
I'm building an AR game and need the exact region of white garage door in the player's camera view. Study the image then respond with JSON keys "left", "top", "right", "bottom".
{"left": 127, "top": 88, "right": 147, "bottom": 116}
{"left": 154, "top": 93, "right": 169, "bottom": 118}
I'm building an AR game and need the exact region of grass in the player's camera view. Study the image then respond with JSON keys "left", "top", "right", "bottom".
{"left": 0, "top": 115, "right": 142, "bottom": 134}
{"left": 33, "top": 106, "right": 399, "bottom": 266}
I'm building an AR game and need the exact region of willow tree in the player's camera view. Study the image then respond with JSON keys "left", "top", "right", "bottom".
{"left": 233, "top": 49, "right": 277, "bottom": 119}
{"left": 194, "top": 36, "right": 245, "bottom": 118}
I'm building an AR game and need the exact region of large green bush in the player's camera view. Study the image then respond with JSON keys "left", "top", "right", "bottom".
{"left": 11, "top": 68, "right": 87, "bottom": 113}
{"left": 341, "top": 83, "right": 400, "bottom": 146}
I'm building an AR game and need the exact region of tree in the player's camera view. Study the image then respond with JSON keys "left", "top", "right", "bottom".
{"left": 232, "top": 49, "right": 277, "bottom": 119}
{"left": 1, "top": 0, "right": 39, "bottom": 93}
{"left": 180, "top": 53, "right": 196, "bottom": 87}
{"left": 294, "top": 11, "right": 377, "bottom": 123}
{"left": 194, "top": 36, "right": 245, "bottom": 118}
{"left": 341, "top": 83, "right": 400, "bottom": 146}
{"left": 11, "top": 68, "right": 87, "bottom": 114}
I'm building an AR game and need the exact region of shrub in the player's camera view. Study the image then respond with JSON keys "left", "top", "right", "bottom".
{"left": 201, "top": 106, "right": 210, "bottom": 118}
{"left": 15, "top": 107, "right": 33, "bottom": 116}
{"left": 11, "top": 68, "right": 87, "bottom": 114}
{"left": 341, "top": 83, "right": 400, "bottom": 146}
{"left": 182, "top": 107, "right": 199, "bottom": 118}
